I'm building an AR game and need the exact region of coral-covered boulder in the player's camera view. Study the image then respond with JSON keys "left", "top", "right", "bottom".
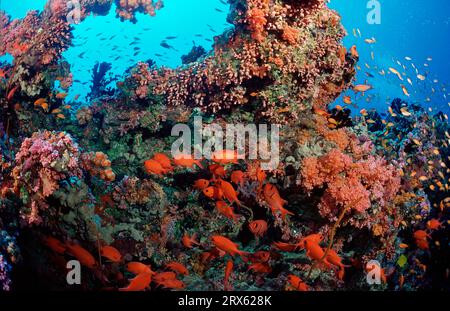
{"left": 12, "top": 130, "right": 82, "bottom": 224}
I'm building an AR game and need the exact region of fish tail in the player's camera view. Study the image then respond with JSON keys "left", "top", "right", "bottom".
{"left": 238, "top": 250, "right": 250, "bottom": 258}
{"left": 240, "top": 252, "right": 250, "bottom": 263}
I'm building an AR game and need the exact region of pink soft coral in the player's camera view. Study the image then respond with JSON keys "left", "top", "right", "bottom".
{"left": 301, "top": 148, "right": 352, "bottom": 191}
{"left": 12, "top": 131, "right": 83, "bottom": 224}
{"left": 323, "top": 175, "right": 371, "bottom": 214}
{"left": 301, "top": 148, "right": 400, "bottom": 220}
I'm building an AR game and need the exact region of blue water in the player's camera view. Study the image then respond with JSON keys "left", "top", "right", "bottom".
{"left": 329, "top": 0, "right": 450, "bottom": 114}
{"left": 1, "top": 0, "right": 449, "bottom": 114}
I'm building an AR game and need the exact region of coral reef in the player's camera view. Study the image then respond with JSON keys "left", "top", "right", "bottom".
{"left": 115, "top": 0, "right": 164, "bottom": 22}
{"left": 120, "top": 0, "right": 355, "bottom": 122}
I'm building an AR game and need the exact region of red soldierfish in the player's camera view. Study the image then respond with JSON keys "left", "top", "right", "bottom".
{"left": 211, "top": 235, "right": 248, "bottom": 257}
{"left": 119, "top": 272, "right": 152, "bottom": 291}
{"left": 7, "top": 86, "right": 18, "bottom": 101}
{"left": 224, "top": 259, "right": 233, "bottom": 290}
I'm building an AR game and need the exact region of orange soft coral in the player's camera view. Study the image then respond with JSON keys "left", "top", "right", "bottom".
{"left": 282, "top": 25, "right": 300, "bottom": 45}
{"left": 247, "top": 7, "right": 268, "bottom": 42}
{"left": 81, "top": 151, "right": 116, "bottom": 182}
{"left": 246, "top": 0, "right": 270, "bottom": 42}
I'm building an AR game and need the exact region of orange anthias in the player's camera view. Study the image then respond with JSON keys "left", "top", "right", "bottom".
{"left": 413, "top": 229, "right": 431, "bottom": 250}
{"left": 211, "top": 235, "right": 248, "bottom": 257}
{"left": 399, "top": 274, "right": 405, "bottom": 289}
{"left": 314, "top": 108, "right": 330, "bottom": 117}
{"left": 66, "top": 243, "right": 97, "bottom": 269}
{"left": 343, "top": 96, "right": 352, "bottom": 105}
{"left": 353, "top": 84, "right": 372, "bottom": 93}
{"left": 55, "top": 92, "right": 68, "bottom": 99}
{"left": 263, "top": 183, "right": 282, "bottom": 200}
{"left": 100, "top": 245, "right": 122, "bottom": 263}
{"left": 255, "top": 167, "right": 266, "bottom": 185}
{"left": 350, "top": 45, "right": 359, "bottom": 58}
{"left": 7, "top": 85, "right": 18, "bottom": 101}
